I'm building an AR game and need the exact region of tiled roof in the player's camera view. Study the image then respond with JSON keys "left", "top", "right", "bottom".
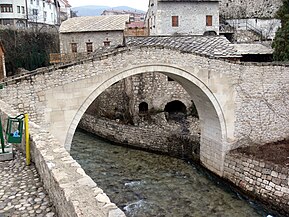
{"left": 125, "top": 36, "right": 241, "bottom": 58}
{"left": 59, "top": 15, "right": 130, "bottom": 33}
{"left": 233, "top": 44, "right": 273, "bottom": 55}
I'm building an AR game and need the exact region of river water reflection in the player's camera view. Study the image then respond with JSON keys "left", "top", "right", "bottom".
{"left": 71, "top": 130, "right": 271, "bottom": 217}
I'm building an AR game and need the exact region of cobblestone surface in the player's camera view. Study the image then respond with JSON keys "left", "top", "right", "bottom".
{"left": 0, "top": 151, "right": 57, "bottom": 217}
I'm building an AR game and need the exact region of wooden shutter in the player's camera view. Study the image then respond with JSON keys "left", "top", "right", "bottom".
{"left": 172, "top": 16, "right": 179, "bottom": 27}
{"left": 206, "top": 15, "right": 212, "bottom": 26}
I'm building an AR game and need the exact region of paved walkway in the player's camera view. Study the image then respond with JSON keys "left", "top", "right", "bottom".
{"left": 0, "top": 151, "right": 57, "bottom": 217}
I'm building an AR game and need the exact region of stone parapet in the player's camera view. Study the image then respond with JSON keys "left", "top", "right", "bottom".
{"left": 0, "top": 100, "right": 125, "bottom": 217}
{"left": 224, "top": 152, "right": 289, "bottom": 215}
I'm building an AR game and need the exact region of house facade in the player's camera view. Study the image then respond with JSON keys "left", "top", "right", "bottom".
{"left": 0, "top": 0, "right": 71, "bottom": 27}
{"left": 59, "top": 15, "right": 130, "bottom": 54}
{"left": 146, "top": 0, "right": 219, "bottom": 36}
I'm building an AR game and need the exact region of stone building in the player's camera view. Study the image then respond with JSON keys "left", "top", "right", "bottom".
{"left": 0, "top": 41, "right": 6, "bottom": 81}
{"left": 146, "top": 0, "right": 220, "bottom": 36}
{"left": 59, "top": 15, "right": 129, "bottom": 54}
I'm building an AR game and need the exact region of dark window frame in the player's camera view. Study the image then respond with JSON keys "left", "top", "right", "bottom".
{"left": 86, "top": 42, "right": 93, "bottom": 53}
{"left": 103, "top": 41, "right": 111, "bottom": 47}
{"left": 71, "top": 43, "right": 78, "bottom": 53}
{"left": 0, "top": 4, "right": 13, "bottom": 13}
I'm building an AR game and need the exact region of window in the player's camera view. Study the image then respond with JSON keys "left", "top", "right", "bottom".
{"left": 49, "top": 4, "right": 51, "bottom": 9}
{"left": 103, "top": 41, "right": 111, "bottom": 47}
{"left": 30, "top": 0, "right": 33, "bottom": 4}
{"left": 172, "top": 16, "right": 178, "bottom": 27}
{"left": 71, "top": 43, "right": 77, "bottom": 53}
{"left": 32, "top": 9, "right": 38, "bottom": 15}
{"left": 17, "top": 6, "right": 21, "bottom": 13}
{"left": 43, "top": 1, "right": 45, "bottom": 7}
{"left": 36, "top": 0, "right": 39, "bottom": 6}
{"left": 86, "top": 42, "right": 93, "bottom": 53}
{"left": 0, "top": 4, "right": 13, "bottom": 13}
{"left": 21, "top": 6, "right": 25, "bottom": 14}
{"left": 43, "top": 11, "right": 47, "bottom": 21}
{"left": 206, "top": 15, "right": 212, "bottom": 26}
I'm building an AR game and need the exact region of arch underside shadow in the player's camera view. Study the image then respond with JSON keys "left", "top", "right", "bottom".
{"left": 66, "top": 64, "right": 227, "bottom": 176}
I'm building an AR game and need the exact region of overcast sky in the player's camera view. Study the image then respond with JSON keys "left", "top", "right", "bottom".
{"left": 69, "top": 0, "right": 149, "bottom": 11}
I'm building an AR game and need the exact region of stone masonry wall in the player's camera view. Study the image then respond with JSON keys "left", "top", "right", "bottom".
{"left": 224, "top": 152, "right": 289, "bottom": 214}
{"left": 0, "top": 100, "right": 125, "bottom": 217}
{"left": 220, "top": 0, "right": 283, "bottom": 19}
{"left": 60, "top": 31, "right": 124, "bottom": 53}
{"left": 130, "top": 72, "right": 192, "bottom": 119}
{"left": 79, "top": 113, "right": 200, "bottom": 158}
{"left": 87, "top": 71, "right": 193, "bottom": 124}
{"left": 152, "top": 1, "right": 219, "bottom": 35}
{"left": 86, "top": 79, "right": 130, "bottom": 119}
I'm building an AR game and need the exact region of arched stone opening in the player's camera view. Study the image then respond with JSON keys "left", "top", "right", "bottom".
{"left": 139, "top": 102, "right": 148, "bottom": 115}
{"left": 63, "top": 64, "right": 227, "bottom": 176}
{"left": 164, "top": 100, "right": 187, "bottom": 121}
{"left": 203, "top": 31, "right": 217, "bottom": 36}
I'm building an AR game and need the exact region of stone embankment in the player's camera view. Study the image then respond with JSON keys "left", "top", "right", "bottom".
{"left": 79, "top": 113, "right": 200, "bottom": 158}
{"left": 224, "top": 152, "right": 289, "bottom": 215}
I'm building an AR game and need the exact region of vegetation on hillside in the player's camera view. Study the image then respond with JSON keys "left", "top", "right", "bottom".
{"left": 0, "top": 28, "right": 59, "bottom": 76}
{"left": 272, "top": 0, "right": 289, "bottom": 61}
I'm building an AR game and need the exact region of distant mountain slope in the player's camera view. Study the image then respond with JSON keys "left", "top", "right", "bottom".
{"left": 72, "top": 5, "right": 145, "bottom": 17}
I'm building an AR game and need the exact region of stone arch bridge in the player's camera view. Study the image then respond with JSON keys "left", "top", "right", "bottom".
{"left": 0, "top": 40, "right": 288, "bottom": 176}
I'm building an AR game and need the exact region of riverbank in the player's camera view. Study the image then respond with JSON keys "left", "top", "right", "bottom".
{"left": 71, "top": 130, "right": 273, "bottom": 217}
{"left": 224, "top": 142, "right": 289, "bottom": 216}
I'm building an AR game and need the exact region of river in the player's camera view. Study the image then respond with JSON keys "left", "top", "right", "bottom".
{"left": 70, "top": 130, "right": 275, "bottom": 217}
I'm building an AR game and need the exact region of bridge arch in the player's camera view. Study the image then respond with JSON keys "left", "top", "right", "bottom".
{"left": 65, "top": 64, "right": 227, "bottom": 175}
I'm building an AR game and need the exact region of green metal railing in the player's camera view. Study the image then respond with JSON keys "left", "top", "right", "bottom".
{"left": 0, "top": 117, "right": 5, "bottom": 153}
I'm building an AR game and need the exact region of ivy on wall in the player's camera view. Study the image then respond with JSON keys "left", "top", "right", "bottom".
{"left": 272, "top": 0, "right": 289, "bottom": 61}
{"left": 0, "top": 28, "right": 59, "bottom": 76}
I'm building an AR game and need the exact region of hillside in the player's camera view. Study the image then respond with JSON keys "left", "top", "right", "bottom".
{"left": 72, "top": 5, "right": 145, "bottom": 17}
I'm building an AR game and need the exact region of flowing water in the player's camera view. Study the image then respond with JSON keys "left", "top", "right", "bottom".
{"left": 71, "top": 130, "right": 274, "bottom": 217}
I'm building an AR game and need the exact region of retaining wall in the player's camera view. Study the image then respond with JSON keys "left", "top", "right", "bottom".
{"left": 0, "top": 100, "right": 125, "bottom": 217}
{"left": 79, "top": 113, "right": 200, "bottom": 158}
{"left": 224, "top": 152, "right": 289, "bottom": 214}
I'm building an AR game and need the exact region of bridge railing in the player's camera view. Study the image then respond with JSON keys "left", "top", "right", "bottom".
{"left": 49, "top": 52, "right": 91, "bottom": 64}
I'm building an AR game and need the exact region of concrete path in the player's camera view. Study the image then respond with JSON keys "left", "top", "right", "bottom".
{"left": 0, "top": 151, "right": 57, "bottom": 217}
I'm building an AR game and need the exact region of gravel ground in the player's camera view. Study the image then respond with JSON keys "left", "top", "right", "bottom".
{"left": 0, "top": 151, "right": 57, "bottom": 217}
